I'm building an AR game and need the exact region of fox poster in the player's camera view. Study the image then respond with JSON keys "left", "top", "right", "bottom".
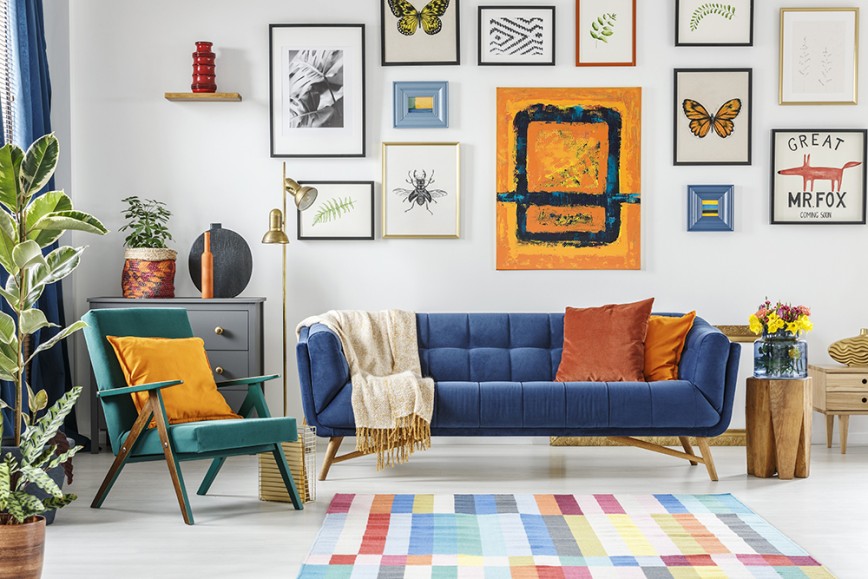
{"left": 771, "top": 130, "right": 867, "bottom": 224}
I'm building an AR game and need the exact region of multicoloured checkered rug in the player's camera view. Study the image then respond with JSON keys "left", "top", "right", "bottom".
{"left": 299, "top": 494, "right": 832, "bottom": 577}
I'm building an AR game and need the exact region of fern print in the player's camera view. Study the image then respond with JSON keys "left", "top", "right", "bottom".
{"left": 312, "top": 197, "right": 357, "bottom": 226}
{"left": 589, "top": 13, "right": 617, "bottom": 44}
{"left": 818, "top": 46, "right": 833, "bottom": 87}
{"left": 690, "top": 3, "right": 736, "bottom": 32}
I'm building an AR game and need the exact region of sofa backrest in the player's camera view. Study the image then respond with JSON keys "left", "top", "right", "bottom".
{"left": 417, "top": 312, "right": 713, "bottom": 384}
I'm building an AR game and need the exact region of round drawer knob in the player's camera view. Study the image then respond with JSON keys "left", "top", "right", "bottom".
{"left": 862, "top": 378, "right": 867, "bottom": 385}
{"left": 214, "top": 326, "right": 224, "bottom": 335}
{"left": 862, "top": 397, "right": 867, "bottom": 403}
{"left": 215, "top": 366, "right": 224, "bottom": 375}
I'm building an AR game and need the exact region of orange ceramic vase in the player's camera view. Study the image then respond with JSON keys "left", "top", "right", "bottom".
{"left": 201, "top": 231, "right": 214, "bottom": 299}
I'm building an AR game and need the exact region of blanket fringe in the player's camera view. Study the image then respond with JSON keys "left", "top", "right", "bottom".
{"left": 356, "top": 414, "right": 431, "bottom": 470}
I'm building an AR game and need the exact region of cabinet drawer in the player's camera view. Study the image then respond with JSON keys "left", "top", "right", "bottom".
{"left": 206, "top": 350, "right": 249, "bottom": 381}
{"left": 827, "top": 391, "right": 868, "bottom": 411}
{"left": 188, "top": 310, "right": 248, "bottom": 350}
{"left": 825, "top": 374, "right": 868, "bottom": 392}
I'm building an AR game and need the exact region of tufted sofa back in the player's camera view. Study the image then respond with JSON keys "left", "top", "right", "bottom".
{"left": 417, "top": 313, "right": 565, "bottom": 382}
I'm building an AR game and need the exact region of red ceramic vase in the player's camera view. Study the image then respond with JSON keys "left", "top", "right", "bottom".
{"left": 191, "top": 41, "right": 217, "bottom": 93}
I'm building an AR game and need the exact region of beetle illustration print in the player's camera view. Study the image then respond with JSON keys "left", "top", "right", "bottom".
{"left": 393, "top": 169, "right": 448, "bottom": 214}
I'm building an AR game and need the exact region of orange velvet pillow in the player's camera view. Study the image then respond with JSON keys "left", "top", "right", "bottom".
{"left": 644, "top": 312, "right": 696, "bottom": 382}
{"left": 107, "top": 336, "right": 240, "bottom": 425}
{"left": 555, "top": 298, "right": 655, "bottom": 382}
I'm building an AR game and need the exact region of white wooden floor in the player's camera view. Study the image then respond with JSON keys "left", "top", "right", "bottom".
{"left": 44, "top": 441, "right": 867, "bottom": 578}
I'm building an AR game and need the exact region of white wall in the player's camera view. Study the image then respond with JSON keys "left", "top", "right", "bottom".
{"left": 57, "top": 0, "right": 867, "bottom": 445}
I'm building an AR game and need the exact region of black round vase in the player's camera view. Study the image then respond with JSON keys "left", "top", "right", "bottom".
{"left": 188, "top": 223, "right": 253, "bottom": 298}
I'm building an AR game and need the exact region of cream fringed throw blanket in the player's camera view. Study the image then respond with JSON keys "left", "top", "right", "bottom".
{"left": 297, "top": 310, "right": 434, "bottom": 469}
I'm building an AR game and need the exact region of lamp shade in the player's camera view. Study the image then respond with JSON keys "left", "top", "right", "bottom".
{"left": 285, "top": 179, "right": 318, "bottom": 211}
{"left": 261, "top": 208, "right": 290, "bottom": 244}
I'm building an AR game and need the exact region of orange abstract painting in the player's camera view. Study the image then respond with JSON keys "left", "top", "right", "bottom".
{"left": 496, "top": 87, "right": 642, "bottom": 270}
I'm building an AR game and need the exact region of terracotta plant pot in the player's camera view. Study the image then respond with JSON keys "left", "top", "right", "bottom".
{"left": 0, "top": 516, "right": 45, "bottom": 579}
{"left": 121, "top": 248, "right": 177, "bottom": 298}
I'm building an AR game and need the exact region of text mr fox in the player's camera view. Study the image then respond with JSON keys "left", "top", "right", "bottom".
{"left": 779, "top": 133, "right": 862, "bottom": 209}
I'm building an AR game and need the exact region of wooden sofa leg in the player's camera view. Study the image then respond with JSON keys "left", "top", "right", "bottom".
{"left": 696, "top": 437, "right": 719, "bottom": 481}
{"left": 320, "top": 437, "right": 344, "bottom": 481}
{"left": 679, "top": 437, "right": 699, "bottom": 466}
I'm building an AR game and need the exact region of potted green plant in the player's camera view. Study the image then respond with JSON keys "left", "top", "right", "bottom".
{"left": 119, "top": 195, "right": 175, "bottom": 298}
{"left": 0, "top": 133, "right": 106, "bottom": 578}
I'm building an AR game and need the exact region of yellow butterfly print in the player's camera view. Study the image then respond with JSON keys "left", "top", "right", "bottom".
{"left": 682, "top": 98, "right": 742, "bottom": 139}
{"left": 388, "top": 0, "right": 451, "bottom": 36}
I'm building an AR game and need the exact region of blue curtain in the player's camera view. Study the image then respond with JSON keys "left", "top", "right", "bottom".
{"left": 0, "top": 0, "right": 79, "bottom": 445}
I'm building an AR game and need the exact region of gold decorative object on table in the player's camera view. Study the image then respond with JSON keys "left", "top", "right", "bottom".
{"left": 828, "top": 329, "right": 868, "bottom": 367}
{"left": 258, "top": 163, "right": 319, "bottom": 503}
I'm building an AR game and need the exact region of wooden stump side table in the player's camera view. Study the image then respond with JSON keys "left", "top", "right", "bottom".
{"left": 746, "top": 377, "right": 812, "bottom": 480}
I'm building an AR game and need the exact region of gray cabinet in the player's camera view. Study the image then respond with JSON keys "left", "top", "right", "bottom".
{"left": 86, "top": 297, "right": 265, "bottom": 453}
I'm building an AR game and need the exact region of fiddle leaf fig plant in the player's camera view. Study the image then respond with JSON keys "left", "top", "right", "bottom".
{"left": 0, "top": 133, "right": 107, "bottom": 449}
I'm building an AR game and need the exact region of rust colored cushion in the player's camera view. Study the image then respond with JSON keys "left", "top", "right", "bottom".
{"left": 555, "top": 298, "right": 655, "bottom": 382}
{"left": 107, "top": 336, "right": 240, "bottom": 426}
{"left": 644, "top": 312, "right": 696, "bottom": 382}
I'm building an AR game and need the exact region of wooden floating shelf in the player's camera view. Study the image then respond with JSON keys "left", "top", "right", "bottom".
{"left": 164, "top": 92, "right": 242, "bottom": 102}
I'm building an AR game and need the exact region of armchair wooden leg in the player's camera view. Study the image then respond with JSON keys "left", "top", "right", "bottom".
{"left": 92, "top": 405, "right": 154, "bottom": 509}
{"left": 150, "top": 392, "right": 195, "bottom": 525}
{"left": 679, "top": 437, "right": 699, "bottom": 466}
{"left": 197, "top": 457, "right": 227, "bottom": 496}
{"left": 271, "top": 444, "right": 303, "bottom": 510}
{"left": 320, "top": 437, "right": 343, "bottom": 481}
{"left": 696, "top": 437, "right": 719, "bottom": 481}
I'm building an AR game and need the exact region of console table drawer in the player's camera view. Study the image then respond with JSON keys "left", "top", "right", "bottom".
{"left": 207, "top": 350, "right": 249, "bottom": 381}
{"left": 188, "top": 310, "right": 248, "bottom": 350}
{"left": 824, "top": 374, "right": 868, "bottom": 392}
{"left": 827, "top": 391, "right": 868, "bottom": 411}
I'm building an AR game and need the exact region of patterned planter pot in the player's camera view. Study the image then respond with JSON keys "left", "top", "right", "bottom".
{"left": 0, "top": 515, "right": 45, "bottom": 579}
{"left": 121, "top": 248, "right": 177, "bottom": 298}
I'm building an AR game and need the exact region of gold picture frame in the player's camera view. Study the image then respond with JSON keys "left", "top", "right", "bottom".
{"left": 779, "top": 7, "right": 859, "bottom": 105}
{"left": 382, "top": 142, "right": 461, "bottom": 239}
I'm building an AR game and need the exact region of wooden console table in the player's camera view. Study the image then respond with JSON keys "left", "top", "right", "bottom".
{"left": 746, "top": 377, "right": 812, "bottom": 479}
{"left": 809, "top": 364, "right": 868, "bottom": 454}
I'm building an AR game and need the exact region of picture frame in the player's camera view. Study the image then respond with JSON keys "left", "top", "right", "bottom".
{"left": 297, "top": 181, "right": 375, "bottom": 240}
{"left": 674, "top": 68, "right": 752, "bottom": 166}
{"left": 382, "top": 142, "right": 460, "bottom": 238}
{"left": 576, "top": 0, "right": 636, "bottom": 66}
{"left": 770, "top": 129, "right": 867, "bottom": 225}
{"left": 393, "top": 81, "right": 448, "bottom": 129}
{"left": 687, "top": 185, "right": 734, "bottom": 231}
{"left": 478, "top": 6, "right": 556, "bottom": 66}
{"left": 779, "top": 8, "right": 859, "bottom": 105}
{"left": 381, "top": 0, "right": 460, "bottom": 66}
{"left": 676, "top": 0, "right": 754, "bottom": 47}
{"left": 269, "top": 24, "right": 366, "bottom": 158}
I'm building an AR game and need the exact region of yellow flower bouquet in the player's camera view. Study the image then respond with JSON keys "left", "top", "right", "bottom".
{"left": 749, "top": 299, "right": 812, "bottom": 379}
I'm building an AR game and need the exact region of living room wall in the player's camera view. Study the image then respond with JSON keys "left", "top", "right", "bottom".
{"left": 51, "top": 0, "right": 867, "bottom": 445}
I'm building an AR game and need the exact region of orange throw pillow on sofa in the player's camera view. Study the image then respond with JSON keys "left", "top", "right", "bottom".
{"left": 555, "top": 298, "right": 655, "bottom": 382}
{"left": 644, "top": 312, "right": 696, "bottom": 382}
{"left": 107, "top": 336, "right": 240, "bottom": 425}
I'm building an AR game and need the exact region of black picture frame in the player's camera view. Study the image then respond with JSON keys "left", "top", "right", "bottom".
{"left": 269, "top": 24, "right": 366, "bottom": 158}
{"left": 673, "top": 68, "right": 753, "bottom": 166}
{"left": 770, "top": 129, "right": 867, "bottom": 225}
{"left": 675, "top": 0, "right": 754, "bottom": 47}
{"left": 477, "top": 5, "right": 556, "bottom": 66}
{"left": 381, "top": 0, "right": 461, "bottom": 66}
{"left": 297, "top": 181, "right": 376, "bottom": 240}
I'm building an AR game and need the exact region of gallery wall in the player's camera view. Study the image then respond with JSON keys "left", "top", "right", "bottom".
{"left": 48, "top": 0, "right": 867, "bottom": 445}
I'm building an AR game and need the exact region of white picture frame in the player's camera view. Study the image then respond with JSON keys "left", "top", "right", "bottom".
{"left": 382, "top": 142, "right": 460, "bottom": 238}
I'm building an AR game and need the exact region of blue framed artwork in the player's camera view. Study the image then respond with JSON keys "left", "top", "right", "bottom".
{"left": 687, "top": 185, "right": 734, "bottom": 231}
{"left": 393, "top": 81, "right": 448, "bottom": 128}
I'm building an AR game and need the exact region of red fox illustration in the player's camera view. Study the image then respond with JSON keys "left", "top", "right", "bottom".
{"left": 777, "top": 155, "right": 862, "bottom": 192}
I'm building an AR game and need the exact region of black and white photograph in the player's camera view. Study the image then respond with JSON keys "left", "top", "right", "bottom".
{"left": 297, "top": 181, "right": 375, "bottom": 240}
{"left": 478, "top": 6, "right": 555, "bottom": 66}
{"left": 383, "top": 142, "right": 460, "bottom": 238}
{"left": 270, "top": 24, "right": 365, "bottom": 157}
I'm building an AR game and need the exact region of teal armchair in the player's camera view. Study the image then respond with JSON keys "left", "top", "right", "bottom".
{"left": 82, "top": 308, "right": 302, "bottom": 524}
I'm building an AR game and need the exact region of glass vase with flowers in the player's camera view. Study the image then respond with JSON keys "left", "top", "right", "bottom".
{"left": 749, "top": 299, "right": 813, "bottom": 379}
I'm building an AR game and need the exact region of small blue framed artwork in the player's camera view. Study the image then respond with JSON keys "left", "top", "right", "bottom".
{"left": 393, "top": 81, "right": 448, "bottom": 129}
{"left": 687, "top": 185, "right": 734, "bottom": 231}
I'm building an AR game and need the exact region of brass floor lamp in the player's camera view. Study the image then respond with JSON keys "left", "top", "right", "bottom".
{"left": 261, "top": 162, "right": 317, "bottom": 416}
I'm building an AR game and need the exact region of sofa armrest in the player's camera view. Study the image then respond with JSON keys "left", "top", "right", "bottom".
{"left": 678, "top": 320, "right": 732, "bottom": 413}
{"left": 296, "top": 323, "right": 351, "bottom": 422}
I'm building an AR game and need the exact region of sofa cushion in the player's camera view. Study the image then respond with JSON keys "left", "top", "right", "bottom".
{"left": 645, "top": 312, "right": 696, "bottom": 381}
{"left": 556, "top": 298, "right": 655, "bottom": 382}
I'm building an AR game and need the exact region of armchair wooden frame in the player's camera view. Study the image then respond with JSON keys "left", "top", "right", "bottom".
{"left": 92, "top": 374, "right": 302, "bottom": 525}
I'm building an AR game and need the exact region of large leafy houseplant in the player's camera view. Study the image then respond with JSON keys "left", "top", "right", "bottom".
{"left": 0, "top": 134, "right": 107, "bottom": 524}
{"left": 118, "top": 195, "right": 176, "bottom": 298}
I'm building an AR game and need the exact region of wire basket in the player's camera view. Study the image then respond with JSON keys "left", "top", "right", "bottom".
{"left": 258, "top": 424, "right": 316, "bottom": 503}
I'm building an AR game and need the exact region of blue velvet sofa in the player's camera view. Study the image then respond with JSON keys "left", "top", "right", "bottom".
{"left": 297, "top": 313, "right": 740, "bottom": 480}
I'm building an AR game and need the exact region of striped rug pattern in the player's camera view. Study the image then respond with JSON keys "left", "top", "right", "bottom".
{"left": 299, "top": 493, "right": 832, "bottom": 577}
